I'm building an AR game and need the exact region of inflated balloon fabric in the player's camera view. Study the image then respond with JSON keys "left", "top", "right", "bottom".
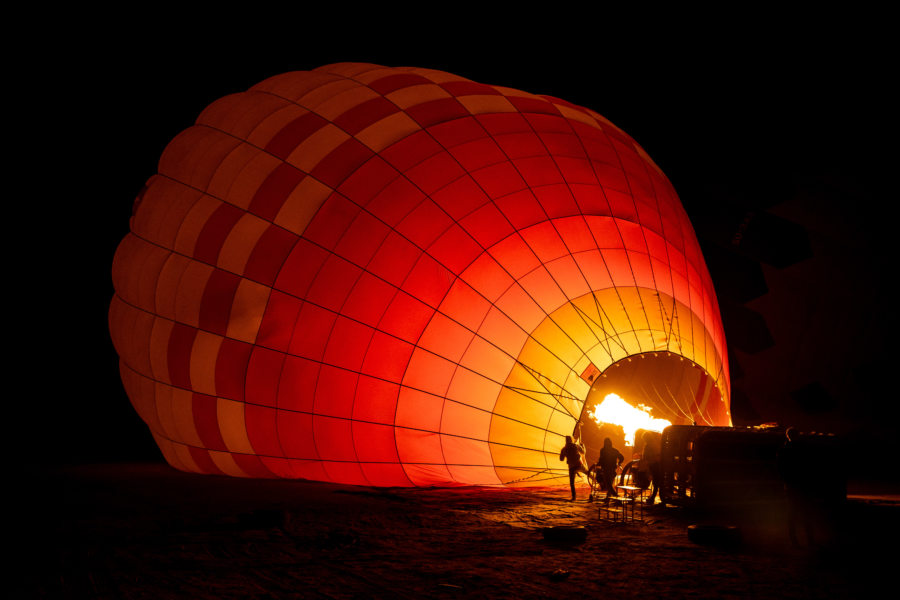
{"left": 110, "top": 63, "right": 730, "bottom": 486}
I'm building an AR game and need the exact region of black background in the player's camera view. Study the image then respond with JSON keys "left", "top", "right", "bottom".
{"left": 18, "top": 15, "right": 896, "bottom": 482}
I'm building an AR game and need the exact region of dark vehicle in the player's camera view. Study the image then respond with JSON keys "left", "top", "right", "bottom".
{"left": 660, "top": 425, "right": 846, "bottom": 511}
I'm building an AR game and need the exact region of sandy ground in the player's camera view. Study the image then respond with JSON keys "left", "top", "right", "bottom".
{"left": 14, "top": 463, "right": 899, "bottom": 599}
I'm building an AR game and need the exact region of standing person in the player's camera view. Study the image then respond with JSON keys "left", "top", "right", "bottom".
{"left": 559, "top": 435, "right": 587, "bottom": 501}
{"left": 598, "top": 437, "right": 625, "bottom": 499}
{"left": 641, "top": 431, "right": 663, "bottom": 505}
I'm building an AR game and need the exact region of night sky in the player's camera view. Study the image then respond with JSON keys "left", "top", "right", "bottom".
{"left": 20, "top": 19, "right": 895, "bottom": 481}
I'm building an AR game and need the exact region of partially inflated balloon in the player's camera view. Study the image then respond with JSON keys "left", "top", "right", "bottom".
{"left": 110, "top": 63, "right": 730, "bottom": 486}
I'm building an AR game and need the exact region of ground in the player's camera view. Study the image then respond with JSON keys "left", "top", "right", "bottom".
{"left": 15, "top": 463, "right": 898, "bottom": 598}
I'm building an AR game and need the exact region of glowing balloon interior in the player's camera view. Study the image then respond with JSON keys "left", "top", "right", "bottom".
{"left": 110, "top": 63, "right": 731, "bottom": 486}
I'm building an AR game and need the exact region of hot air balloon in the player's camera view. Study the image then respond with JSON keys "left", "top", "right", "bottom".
{"left": 109, "top": 62, "right": 730, "bottom": 487}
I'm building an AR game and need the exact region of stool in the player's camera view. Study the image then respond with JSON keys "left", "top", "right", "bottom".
{"left": 616, "top": 485, "right": 645, "bottom": 522}
{"left": 599, "top": 496, "right": 635, "bottom": 523}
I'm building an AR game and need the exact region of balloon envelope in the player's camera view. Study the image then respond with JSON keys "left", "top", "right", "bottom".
{"left": 110, "top": 63, "right": 730, "bottom": 486}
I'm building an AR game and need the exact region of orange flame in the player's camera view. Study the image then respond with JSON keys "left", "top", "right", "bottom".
{"left": 587, "top": 393, "right": 672, "bottom": 446}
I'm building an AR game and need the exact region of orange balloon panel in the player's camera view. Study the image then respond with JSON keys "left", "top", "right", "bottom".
{"left": 110, "top": 63, "right": 730, "bottom": 487}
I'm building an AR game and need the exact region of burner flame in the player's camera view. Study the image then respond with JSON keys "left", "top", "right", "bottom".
{"left": 587, "top": 393, "right": 672, "bottom": 446}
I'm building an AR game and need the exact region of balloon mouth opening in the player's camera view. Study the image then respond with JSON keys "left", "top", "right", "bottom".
{"left": 574, "top": 352, "right": 720, "bottom": 458}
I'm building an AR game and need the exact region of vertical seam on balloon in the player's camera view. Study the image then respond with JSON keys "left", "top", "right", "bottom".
{"left": 437, "top": 100, "right": 627, "bottom": 479}
{"left": 549, "top": 116, "right": 645, "bottom": 352}
{"left": 249, "top": 81, "right": 509, "bottom": 485}
{"left": 129, "top": 196, "right": 321, "bottom": 474}
{"left": 504, "top": 131, "right": 631, "bottom": 364}
{"left": 152, "top": 152, "right": 330, "bottom": 474}
{"left": 579, "top": 120, "right": 660, "bottom": 356}
{"left": 516, "top": 108, "right": 637, "bottom": 360}
{"left": 322, "top": 71, "right": 610, "bottom": 484}
{"left": 633, "top": 150, "right": 682, "bottom": 356}
{"left": 533, "top": 106, "right": 675, "bottom": 404}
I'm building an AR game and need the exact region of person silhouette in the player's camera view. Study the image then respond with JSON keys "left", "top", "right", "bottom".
{"left": 598, "top": 437, "right": 624, "bottom": 499}
{"left": 640, "top": 431, "right": 663, "bottom": 505}
{"left": 559, "top": 434, "right": 587, "bottom": 501}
